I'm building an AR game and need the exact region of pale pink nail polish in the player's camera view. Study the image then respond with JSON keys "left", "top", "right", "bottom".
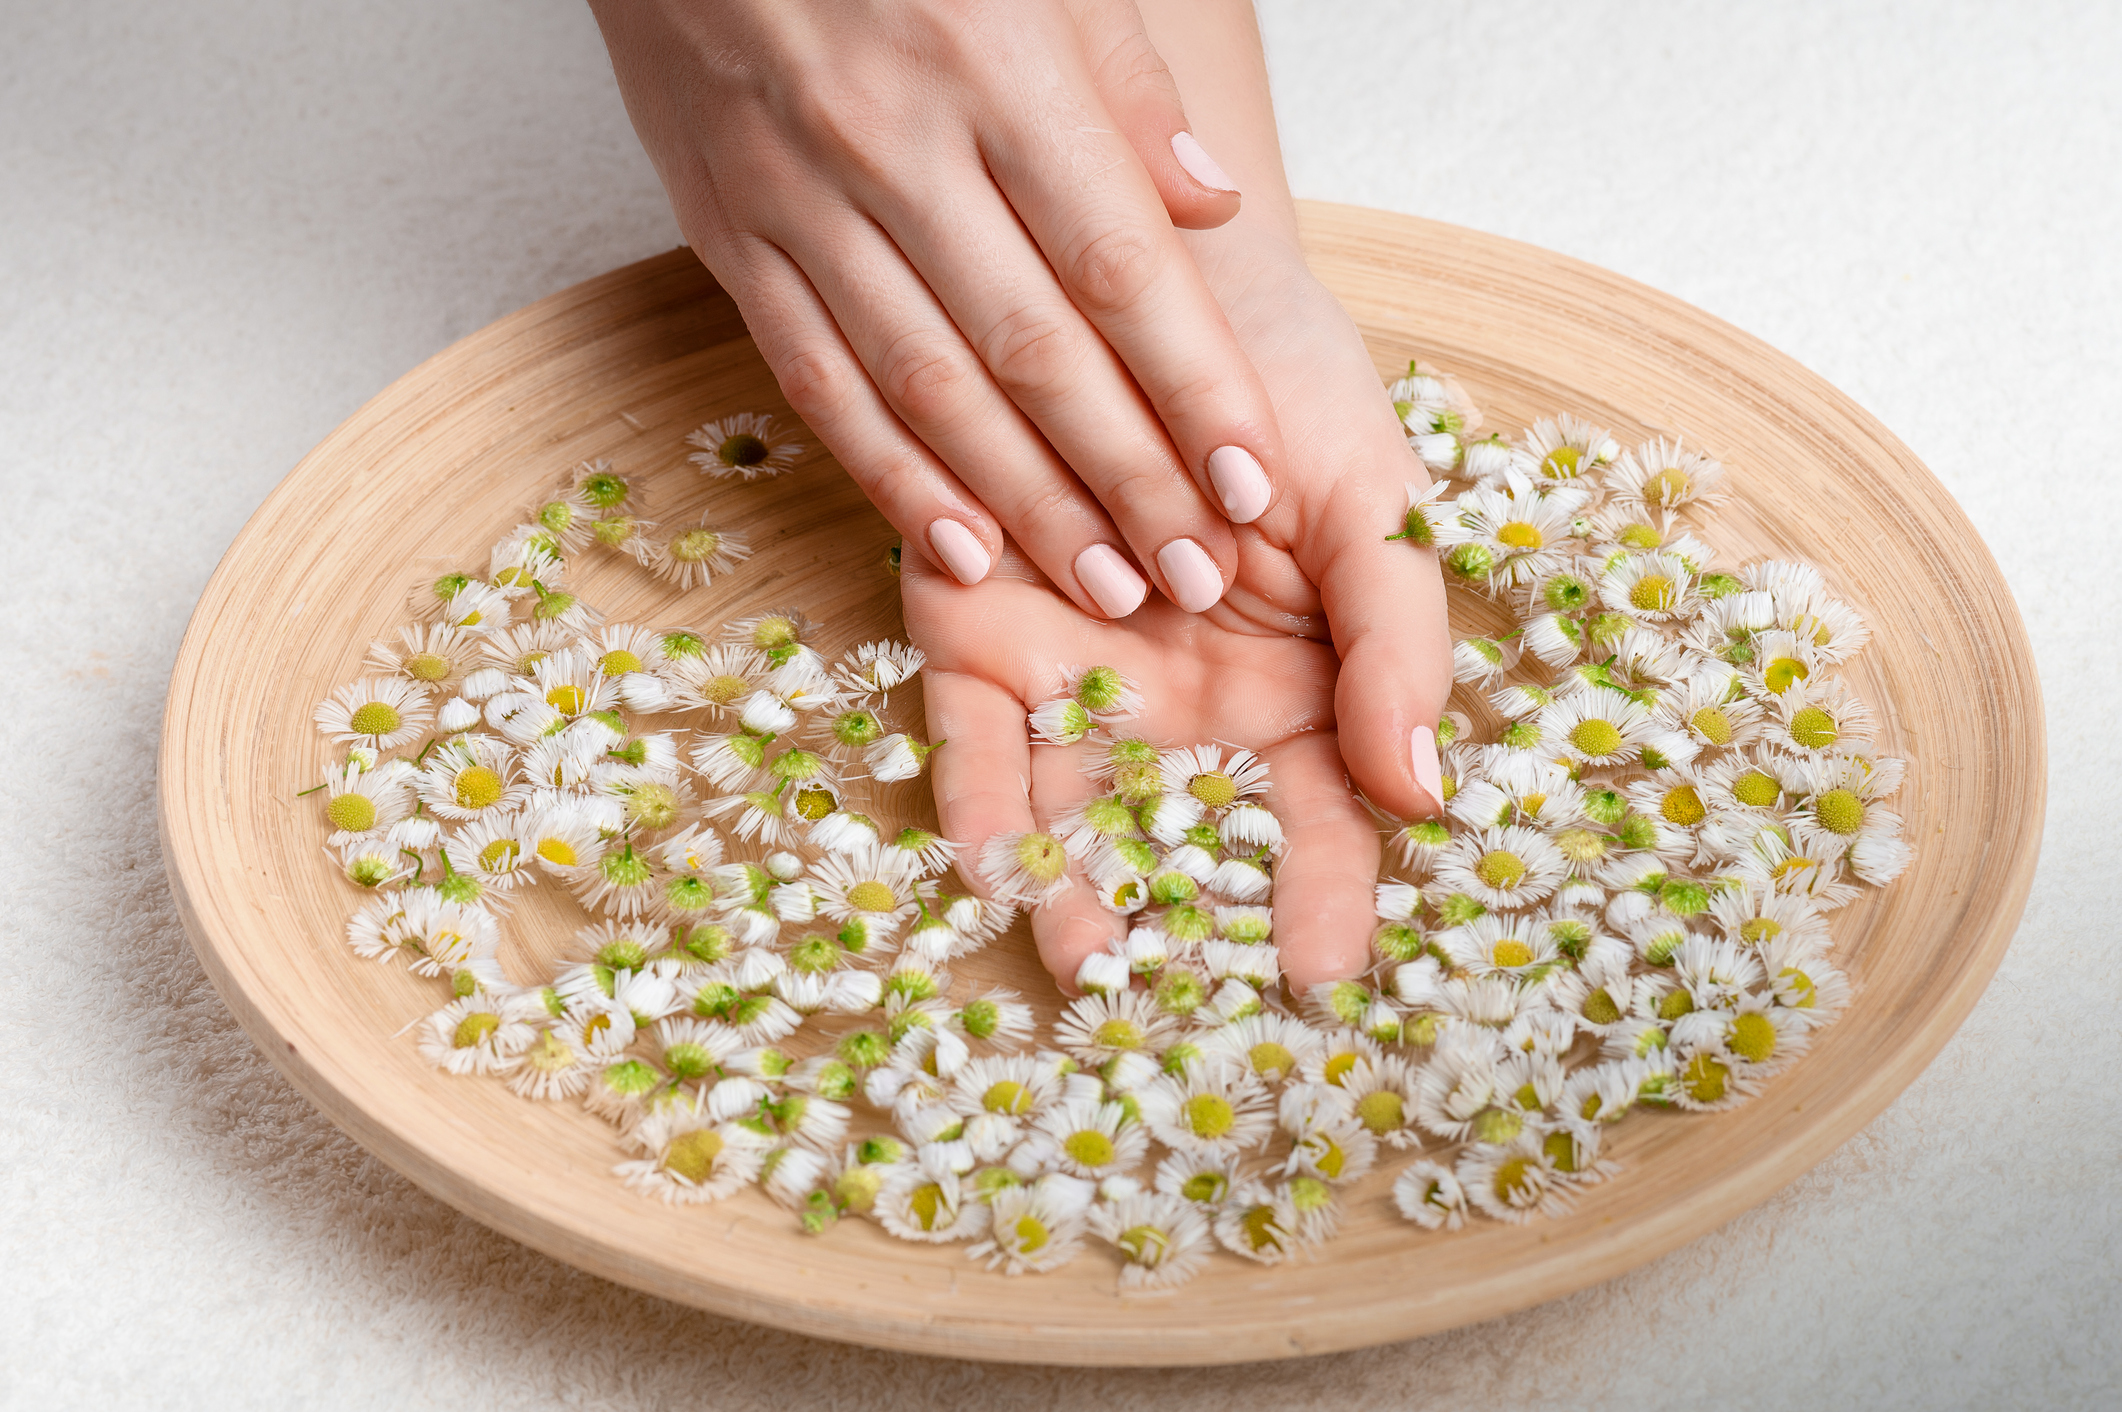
{"left": 1206, "top": 445, "right": 1272, "bottom": 523}
{"left": 1157, "top": 538, "right": 1225, "bottom": 614}
{"left": 1170, "top": 131, "right": 1237, "bottom": 194}
{"left": 927, "top": 518, "right": 990, "bottom": 585}
{"left": 1409, "top": 724, "right": 1445, "bottom": 817}
{"left": 1074, "top": 544, "right": 1149, "bottom": 619}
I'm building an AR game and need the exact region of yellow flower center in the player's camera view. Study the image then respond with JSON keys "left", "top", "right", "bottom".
{"left": 1185, "top": 1093, "right": 1236, "bottom": 1139}
{"left": 535, "top": 837, "right": 579, "bottom": 867}
{"left": 1117, "top": 1224, "right": 1169, "bottom": 1264}
{"left": 1732, "top": 770, "right": 1781, "bottom": 808}
{"left": 661, "top": 1128, "right": 724, "bottom": 1184}
{"left": 1543, "top": 1130, "right": 1579, "bottom": 1173}
{"left": 1248, "top": 1041, "right": 1297, "bottom": 1080}
{"left": 348, "top": 701, "right": 401, "bottom": 737}
{"left": 701, "top": 673, "right": 747, "bottom": 705}
{"left": 1063, "top": 1130, "right": 1116, "bottom": 1168}
{"left": 1780, "top": 966, "right": 1817, "bottom": 1007}
{"left": 793, "top": 785, "right": 836, "bottom": 821}
{"left": 1322, "top": 1052, "right": 1359, "bottom": 1087}
{"left": 1690, "top": 706, "right": 1733, "bottom": 744}
{"left": 1569, "top": 719, "right": 1624, "bottom": 757}
{"left": 1312, "top": 1135, "right": 1348, "bottom": 1179}
{"left": 1815, "top": 788, "right": 1864, "bottom": 835}
{"left": 839, "top": 881, "right": 899, "bottom": 916}
{"left": 478, "top": 838, "right": 520, "bottom": 872}
{"left": 1789, "top": 706, "right": 1838, "bottom": 749}
{"left": 1474, "top": 850, "right": 1527, "bottom": 889}
{"left": 1740, "top": 917, "right": 1782, "bottom": 944}
{"left": 1660, "top": 784, "right": 1707, "bottom": 826}
{"left": 1541, "top": 445, "right": 1582, "bottom": 479}
{"left": 1658, "top": 989, "right": 1694, "bottom": 1021}
{"left": 671, "top": 529, "right": 722, "bottom": 564}
{"left": 405, "top": 652, "right": 452, "bottom": 682}
{"left": 983, "top": 1081, "right": 1031, "bottom": 1116}
{"left": 1617, "top": 523, "right": 1662, "bottom": 550}
{"left": 598, "top": 649, "right": 643, "bottom": 676}
{"left": 454, "top": 766, "right": 504, "bottom": 810}
{"left": 1646, "top": 467, "right": 1692, "bottom": 503}
{"left": 452, "top": 1013, "right": 499, "bottom": 1049}
{"left": 1682, "top": 1053, "right": 1729, "bottom": 1103}
{"left": 1354, "top": 1090, "right": 1404, "bottom": 1134}
{"left": 1188, "top": 770, "right": 1239, "bottom": 808}
{"left": 1554, "top": 827, "right": 1608, "bottom": 863}
{"left": 325, "top": 793, "right": 376, "bottom": 832}
{"left": 1091, "top": 1018, "right": 1143, "bottom": 1051}
{"left": 1012, "top": 1214, "right": 1050, "bottom": 1253}
{"left": 1729, "top": 1012, "right": 1777, "bottom": 1063}
{"left": 1496, "top": 520, "right": 1544, "bottom": 549}
{"left": 1180, "top": 1172, "right": 1227, "bottom": 1204}
{"left": 1764, "top": 656, "right": 1810, "bottom": 694}
{"left": 1241, "top": 1205, "right": 1283, "bottom": 1252}
{"left": 1472, "top": 1107, "right": 1523, "bottom": 1144}
{"left": 908, "top": 1182, "right": 945, "bottom": 1230}
{"left": 1583, "top": 988, "right": 1622, "bottom": 1025}
{"left": 1014, "top": 832, "right": 1068, "bottom": 882}
{"left": 546, "top": 684, "right": 586, "bottom": 715}
{"left": 1488, "top": 939, "right": 1532, "bottom": 969}
{"left": 1629, "top": 573, "right": 1675, "bottom": 612}
{"left": 1493, "top": 1155, "right": 1536, "bottom": 1202}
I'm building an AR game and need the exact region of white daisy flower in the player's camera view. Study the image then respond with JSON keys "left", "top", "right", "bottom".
{"left": 410, "top": 734, "right": 526, "bottom": 821}
{"left": 313, "top": 676, "right": 433, "bottom": 751}
{"left": 1786, "top": 751, "right": 1906, "bottom": 865}
{"left": 1052, "top": 991, "right": 1178, "bottom": 1067}
{"left": 1157, "top": 744, "right": 1271, "bottom": 812}
{"left": 1457, "top": 1134, "right": 1574, "bottom": 1223}
{"left": 1385, "top": 479, "right": 1475, "bottom": 550}
{"left": 1666, "top": 1043, "right": 1763, "bottom": 1112}
{"left": 686, "top": 412, "right": 803, "bottom": 480}
{"left": 875, "top": 1162, "right": 990, "bottom": 1244}
{"left": 1746, "top": 560, "right": 1872, "bottom": 663}
{"left": 1197, "top": 1014, "right": 1322, "bottom": 1085}
{"left": 1431, "top": 825, "right": 1568, "bottom": 911}
{"left": 505, "top": 1024, "right": 596, "bottom": 1101}
{"left": 317, "top": 758, "right": 415, "bottom": 844}
{"left": 1210, "top": 1182, "right": 1310, "bottom": 1265}
{"left": 1600, "top": 550, "right": 1698, "bottom": 623}
{"left": 967, "top": 1184, "right": 1086, "bottom": 1274}
{"left": 863, "top": 732, "right": 940, "bottom": 783}
{"left": 616, "top": 1102, "right": 773, "bottom": 1204}
{"left": 1136, "top": 1070, "right": 1274, "bottom": 1157}
{"left": 416, "top": 994, "right": 534, "bottom": 1075}
{"left": 1392, "top": 1160, "right": 1470, "bottom": 1230}
{"left": 647, "top": 518, "right": 752, "bottom": 590}
{"left": 566, "top": 839, "right": 664, "bottom": 918}
{"left": 1767, "top": 678, "right": 1875, "bottom": 756}
{"left": 1535, "top": 686, "right": 1659, "bottom": 771}
{"left": 1389, "top": 364, "right": 1482, "bottom": 474}
{"left": 365, "top": 623, "right": 480, "bottom": 691}
{"left": 1517, "top": 413, "right": 1619, "bottom": 486}
{"left": 1089, "top": 1192, "right": 1213, "bottom": 1290}
{"left": 1035, "top": 1099, "right": 1147, "bottom": 1179}
{"left": 977, "top": 830, "right": 1073, "bottom": 908}
{"left": 1454, "top": 473, "right": 1587, "bottom": 588}
{"left": 1609, "top": 436, "right": 1728, "bottom": 512}
{"left": 430, "top": 579, "right": 515, "bottom": 634}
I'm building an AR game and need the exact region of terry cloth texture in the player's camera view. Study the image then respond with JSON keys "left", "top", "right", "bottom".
{"left": 2, "top": 1, "right": 2115, "bottom": 1408}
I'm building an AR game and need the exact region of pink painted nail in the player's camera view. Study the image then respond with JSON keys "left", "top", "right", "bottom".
{"left": 1074, "top": 544, "right": 1149, "bottom": 619}
{"left": 927, "top": 518, "right": 991, "bottom": 585}
{"left": 1170, "top": 131, "right": 1237, "bottom": 194}
{"left": 1206, "top": 445, "right": 1272, "bottom": 523}
{"left": 1409, "top": 724, "right": 1444, "bottom": 817}
{"left": 1156, "top": 538, "right": 1225, "bottom": 614}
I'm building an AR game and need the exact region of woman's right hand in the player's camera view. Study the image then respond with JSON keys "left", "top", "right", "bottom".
{"left": 589, "top": 0, "right": 1292, "bottom": 620}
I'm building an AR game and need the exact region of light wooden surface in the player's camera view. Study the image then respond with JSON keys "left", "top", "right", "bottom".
{"left": 156, "top": 202, "right": 2043, "bottom": 1366}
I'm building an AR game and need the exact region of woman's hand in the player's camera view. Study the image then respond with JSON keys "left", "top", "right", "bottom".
{"left": 590, "top": 0, "right": 1295, "bottom": 619}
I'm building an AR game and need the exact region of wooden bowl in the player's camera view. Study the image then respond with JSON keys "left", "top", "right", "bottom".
{"left": 157, "top": 203, "right": 2042, "bottom": 1365}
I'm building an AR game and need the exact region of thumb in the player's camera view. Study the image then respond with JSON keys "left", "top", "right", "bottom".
{"left": 1069, "top": 0, "right": 1242, "bottom": 230}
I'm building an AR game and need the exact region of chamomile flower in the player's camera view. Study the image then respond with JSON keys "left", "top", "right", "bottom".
{"left": 1785, "top": 751, "right": 1906, "bottom": 865}
{"left": 410, "top": 734, "right": 526, "bottom": 821}
{"left": 1600, "top": 551, "right": 1698, "bottom": 623}
{"left": 417, "top": 994, "right": 534, "bottom": 1075}
{"left": 1389, "top": 364, "right": 1482, "bottom": 474}
{"left": 647, "top": 518, "right": 752, "bottom": 590}
{"left": 1393, "top": 1160, "right": 1470, "bottom": 1230}
{"left": 318, "top": 758, "right": 415, "bottom": 844}
{"left": 1518, "top": 414, "right": 1619, "bottom": 486}
{"left": 1385, "top": 479, "right": 1475, "bottom": 550}
{"left": 968, "top": 1184, "right": 1086, "bottom": 1274}
{"left": 366, "top": 623, "right": 480, "bottom": 691}
{"left": 429, "top": 579, "right": 515, "bottom": 634}
{"left": 687, "top": 412, "right": 803, "bottom": 480}
{"left": 1455, "top": 473, "right": 1586, "bottom": 588}
{"left": 1458, "top": 1133, "right": 1574, "bottom": 1223}
{"left": 1536, "top": 687, "right": 1659, "bottom": 771}
{"left": 1432, "top": 825, "right": 1568, "bottom": 911}
{"left": 1197, "top": 1014, "right": 1322, "bottom": 1085}
{"left": 506, "top": 1024, "right": 596, "bottom": 1101}
{"left": 978, "top": 830, "right": 1073, "bottom": 908}
{"left": 1137, "top": 1070, "right": 1273, "bottom": 1157}
{"left": 1089, "top": 1192, "right": 1213, "bottom": 1290}
{"left": 314, "top": 676, "right": 433, "bottom": 751}
{"left": 1036, "top": 1099, "right": 1148, "bottom": 1178}
{"left": 875, "top": 1163, "right": 989, "bottom": 1243}
{"left": 1610, "top": 437, "right": 1728, "bottom": 512}
{"left": 1158, "top": 744, "right": 1270, "bottom": 812}
{"left": 1767, "top": 678, "right": 1875, "bottom": 756}
{"left": 1053, "top": 991, "right": 1179, "bottom": 1067}
{"left": 616, "top": 1102, "right": 773, "bottom": 1203}
{"left": 1211, "top": 1182, "right": 1305, "bottom": 1264}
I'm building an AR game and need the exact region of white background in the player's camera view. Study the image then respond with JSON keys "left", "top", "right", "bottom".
{"left": 2, "top": 2, "right": 2114, "bottom": 1407}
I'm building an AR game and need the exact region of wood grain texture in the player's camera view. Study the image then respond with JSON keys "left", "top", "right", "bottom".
{"left": 156, "top": 203, "right": 2043, "bottom": 1366}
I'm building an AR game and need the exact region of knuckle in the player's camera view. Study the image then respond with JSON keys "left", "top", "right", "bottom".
{"left": 1064, "top": 224, "right": 1164, "bottom": 316}
{"left": 981, "top": 309, "right": 1083, "bottom": 401}
{"left": 770, "top": 344, "right": 850, "bottom": 424}
{"left": 1095, "top": 30, "right": 1179, "bottom": 105}
{"left": 880, "top": 338, "right": 978, "bottom": 429}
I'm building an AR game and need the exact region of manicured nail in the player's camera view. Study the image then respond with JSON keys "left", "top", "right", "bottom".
{"left": 1170, "top": 131, "right": 1237, "bottom": 194}
{"left": 927, "top": 518, "right": 991, "bottom": 585}
{"left": 1156, "top": 538, "right": 1225, "bottom": 614}
{"left": 1206, "top": 445, "right": 1272, "bottom": 523}
{"left": 1074, "top": 544, "right": 1149, "bottom": 619}
{"left": 1409, "top": 724, "right": 1444, "bottom": 817}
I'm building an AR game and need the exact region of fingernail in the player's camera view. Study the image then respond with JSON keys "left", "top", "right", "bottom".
{"left": 1409, "top": 724, "right": 1445, "bottom": 818}
{"left": 1156, "top": 538, "right": 1225, "bottom": 614}
{"left": 1206, "top": 445, "right": 1272, "bottom": 523}
{"left": 1170, "top": 131, "right": 1237, "bottom": 194}
{"left": 1074, "top": 544, "right": 1149, "bottom": 619}
{"left": 928, "top": 518, "right": 991, "bottom": 585}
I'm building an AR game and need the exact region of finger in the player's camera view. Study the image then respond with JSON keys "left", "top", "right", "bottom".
{"left": 842, "top": 176, "right": 1241, "bottom": 614}
{"left": 970, "top": 59, "right": 1292, "bottom": 534}
{"left": 1026, "top": 736, "right": 1125, "bottom": 993}
{"left": 705, "top": 234, "right": 1007, "bottom": 588}
{"left": 762, "top": 213, "right": 1158, "bottom": 619}
{"left": 1257, "top": 730, "right": 1387, "bottom": 994}
{"left": 1069, "top": 0, "right": 1241, "bottom": 230}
